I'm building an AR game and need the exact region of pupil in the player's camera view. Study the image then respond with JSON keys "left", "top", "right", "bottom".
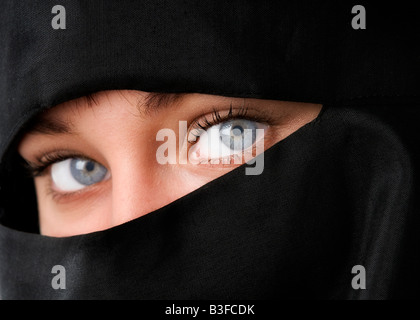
{"left": 232, "top": 126, "right": 243, "bottom": 136}
{"left": 85, "top": 161, "right": 95, "bottom": 172}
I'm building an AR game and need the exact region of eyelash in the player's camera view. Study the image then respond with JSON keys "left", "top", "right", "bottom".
{"left": 24, "top": 152, "right": 89, "bottom": 178}
{"left": 24, "top": 106, "right": 274, "bottom": 178}
{"left": 188, "top": 106, "right": 273, "bottom": 142}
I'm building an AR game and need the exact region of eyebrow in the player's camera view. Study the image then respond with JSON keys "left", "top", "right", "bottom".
{"left": 24, "top": 92, "right": 185, "bottom": 136}
{"left": 137, "top": 92, "right": 185, "bottom": 115}
{"left": 25, "top": 114, "right": 75, "bottom": 135}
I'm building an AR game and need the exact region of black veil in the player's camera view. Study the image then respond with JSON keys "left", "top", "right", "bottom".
{"left": 0, "top": 1, "right": 418, "bottom": 299}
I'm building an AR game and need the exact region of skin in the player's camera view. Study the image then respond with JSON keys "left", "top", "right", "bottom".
{"left": 18, "top": 90, "right": 322, "bottom": 237}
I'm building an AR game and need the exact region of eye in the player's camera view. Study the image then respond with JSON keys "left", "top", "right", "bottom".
{"left": 50, "top": 158, "right": 109, "bottom": 192}
{"left": 189, "top": 119, "right": 267, "bottom": 163}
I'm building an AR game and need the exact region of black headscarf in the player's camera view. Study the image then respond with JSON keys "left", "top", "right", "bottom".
{"left": 0, "top": 0, "right": 419, "bottom": 299}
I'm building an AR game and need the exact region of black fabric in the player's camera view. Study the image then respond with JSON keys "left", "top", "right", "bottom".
{"left": 0, "top": 1, "right": 419, "bottom": 299}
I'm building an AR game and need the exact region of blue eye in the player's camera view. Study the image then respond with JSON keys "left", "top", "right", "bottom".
{"left": 70, "top": 159, "right": 108, "bottom": 186}
{"left": 219, "top": 119, "right": 257, "bottom": 151}
{"left": 51, "top": 158, "right": 109, "bottom": 192}
{"left": 188, "top": 119, "right": 267, "bottom": 164}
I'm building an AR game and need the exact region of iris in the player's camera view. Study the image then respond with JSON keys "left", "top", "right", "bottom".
{"left": 219, "top": 119, "right": 257, "bottom": 151}
{"left": 70, "top": 159, "right": 108, "bottom": 186}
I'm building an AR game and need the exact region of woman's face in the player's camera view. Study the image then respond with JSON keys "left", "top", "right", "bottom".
{"left": 18, "top": 90, "right": 321, "bottom": 237}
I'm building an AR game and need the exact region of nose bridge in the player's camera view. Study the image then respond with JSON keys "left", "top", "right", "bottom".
{"left": 109, "top": 148, "right": 162, "bottom": 226}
